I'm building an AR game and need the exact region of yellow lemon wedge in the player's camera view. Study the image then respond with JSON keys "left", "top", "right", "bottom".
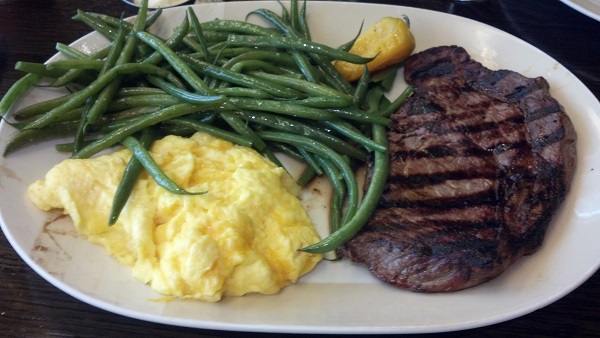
{"left": 334, "top": 16, "right": 416, "bottom": 82}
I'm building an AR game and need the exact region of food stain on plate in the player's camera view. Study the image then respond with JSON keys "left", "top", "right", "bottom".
{"left": 30, "top": 211, "right": 78, "bottom": 279}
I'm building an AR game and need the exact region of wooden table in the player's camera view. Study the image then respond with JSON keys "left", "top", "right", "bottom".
{"left": 1, "top": 0, "right": 599, "bottom": 336}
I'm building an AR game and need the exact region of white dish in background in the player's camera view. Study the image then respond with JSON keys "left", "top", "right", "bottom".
{"left": 2, "top": 1, "right": 600, "bottom": 334}
{"left": 123, "top": 0, "right": 193, "bottom": 9}
{"left": 559, "top": 0, "right": 600, "bottom": 21}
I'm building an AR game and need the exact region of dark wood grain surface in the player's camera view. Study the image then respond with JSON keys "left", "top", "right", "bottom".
{"left": 1, "top": 0, "right": 599, "bottom": 337}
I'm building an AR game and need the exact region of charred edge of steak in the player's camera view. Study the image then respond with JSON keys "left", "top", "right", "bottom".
{"left": 342, "top": 45, "right": 577, "bottom": 293}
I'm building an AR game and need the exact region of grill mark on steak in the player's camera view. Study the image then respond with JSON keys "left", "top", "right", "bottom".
{"left": 380, "top": 181, "right": 497, "bottom": 209}
{"left": 388, "top": 155, "right": 496, "bottom": 179}
{"left": 524, "top": 102, "right": 562, "bottom": 123}
{"left": 341, "top": 45, "right": 577, "bottom": 293}
{"left": 378, "top": 213, "right": 494, "bottom": 228}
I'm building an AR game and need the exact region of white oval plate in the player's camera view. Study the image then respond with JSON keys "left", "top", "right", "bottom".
{"left": 1, "top": 1, "right": 600, "bottom": 334}
{"left": 559, "top": 0, "right": 600, "bottom": 21}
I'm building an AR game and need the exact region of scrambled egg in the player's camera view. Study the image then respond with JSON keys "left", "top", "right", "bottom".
{"left": 28, "top": 132, "right": 323, "bottom": 302}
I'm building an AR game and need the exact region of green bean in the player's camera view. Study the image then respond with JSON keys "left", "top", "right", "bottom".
{"left": 163, "top": 118, "right": 253, "bottom": 148}
{"left": 193, "top": 45, "right": 242, "bottom": 62}
{"left": 86, "top": 8, "right": 162, "bottom": 32}
{"left": 156, "top": 124, "right": 195, "bottom": 137}
{"left": 286, "top": 96, "right": 353, "bottom": 109}
{"left": 107, "top": 94, "right": 181, "bottom": 111}
{"left": 11, "top": 92, "right": 77, "bottom": 120}
{"left": 238, "top": 110, "right": 367, "bottom": 161}
{"left": 103, "top": 106, "right": 164, "bottom": 122}
{"left": 49, "top": 46, "right": 112, "bottom": 88}
{"left": 75, "top": 17, "right": 142, "bottom": 153}
{"left": 323, "top": 119, "right": 386, "bottom": 153}
{"left": 258, "top": 131, "right": 359, "bottom": 224}
{"left": 353, "top": 66, "right": 370, "bottom": 107}
{"left": 14, "top": 61, "right": 69, "bottom": 78}
{"left": 0, "top": 73, "right": 40, "bottom": 119}
{"left": 252, "top": 6, "right": 354, "bottom": 95}
{"left": 72, "top": 96, "right": 95, "bottom": 151}
{"left": 272, "top": 49, "right": 315, "bottom": 82}
{"left": 197, "top": 31, "right": 232, "bottom": 43}
{"left": 220, "top": 51, "right": 296, "bottom": 70}
{"left": 19, "top": 101, "right": 162, "bottom": 131}
{"left": 141, "top": 15, "right": 190, "bottom": 66}
{"left": 120, "top": 0, "right": 148, "bottom": 62}
{"left": 187, "top": 111, "right": 218, "bottom": 125}
{"left": 329, "top": 181, "right": 344, "bottom": 235}
{"left": 72, "top": 102, "right": 220, "bottom": 159}
{"left": 326, "top": 107, "right": 390, "bottom": 125}
{"left": 298, "top": 148, "right": 323, "bottom": 175}
{"left": 289, "top": 0, "right": 301, "bottom": 34}
{"left": 276, "top": 0, "right": 291, "bottom": 26}
{"left": 47, "top": 71, "right": 90, "bottom": 88}
{"left": 297, "top": 0, "right": 311, "bottom": 40}
{"left": 379, "top": 85, "right": 414, "bottom": 117}
{"left": 314, "top": 154, "right": 346, "bottom": 233}
{"left": 295, "top": 165, "right": 316, "bottom": 186}
{"left": 121, "top": 135, "right": 208, "bottom": 195}
{"left": 186, "top": 45, "right": 258, "bottom": 61}
{"left": 23, "top": 63, "right": 184, "bottom": 130}
{"left": 228, "top": 97, "right": 335, "bottom": 121}
{"left": 219, "top": 59, "right": 300, "bottom": 88}
{"left": 304, "top": 64, "right": 350, "bottom": 96}
{"left": 80, "top": 12, "right": 131, "bottom": 31}
{"left": 46, "top": 59, "right": 105, "bottom": 72}
{"left": 229, "top": 60, "right": 291, "bottom": 75}
{"left": 12, "top": 87, "right": 168, "bottom": 121}
{"left": 267, "top": 142, "right": 304, "bottom": 162}
{"left": 187, "top": 8, "right": 214, "bottom": 65}
{"left": 372, "top": 65, "right": 400, "bottom": 91}
{"left": 181, "top": 54, "right": 302, "bottom": 99}
{"left": 308, "top": 52, "right": 356, "bottom": 95}
{"left": 144, "top": 8, "right": 163, "bottom": 30}
{"left": 136, "top": 31, "right": 212, "bottom": 95}
{"left": 116, "top": 87, "right": 166, "bottom": 97}
{"left": 14, "top": 106, "right": 85, "bottom": 127}
{"left": 72, "top": 10, "right": 119, "bottom": 41}
{"left": 181, "top": 36, "right": 207, "bottom": 55}
{"left": 249, "top": 71, "right": 352, "bottom": 100}
{"left": 55, "top": 139, "right": 95, "bottom": 153}
{"left": 100, "top": 107, "right": 169, "bottom": 132}
{"left": 200, "top": 19, "right": 281, "bottom": 37}
{"left": 301, "top": 122, "right": 389, "bottom": 253}
{"left": 219, "top": 110, "right": 282, "bottom": 166}
{"left": 295, "top": 9, "right": 359, "bottom": 94}
{"left": 212, "top": 87, "right": 271, "bottom": 99}
{"left": 226, "top": 35, "right": 374, "bottom": 65}
{"left": 108, "top": 128, "right": 157, "bottom": 225}
{"left": 363, "top": 84, "right": 385, "bottom": 114}
{"left": 249, "top": 8, "right": 319, "bottom": 83}
{"left": 378, "top": 97, "right": 393, "bottom": 115}
{"left": 338, "top": 21, "right": 364, "bottom": 52}
{"left": 146, "top": 75, "right": 226, "bottom": 104}
{"left": 3, "top": 120, "right": 79, "bottom": 155}
{"left": 55, "top": 42, "right": 89, "bottom": 59}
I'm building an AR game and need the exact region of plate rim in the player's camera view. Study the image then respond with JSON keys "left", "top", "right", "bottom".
{"left": 1, "top": 1, "right": 600, "bottom": 334}
{"left": 559, "top": 0, "right": 600, "bottom": 22}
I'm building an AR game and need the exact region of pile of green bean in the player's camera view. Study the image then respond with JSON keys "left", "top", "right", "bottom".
{"left": 0, "top": 0, "right": 413, "bottom": 254}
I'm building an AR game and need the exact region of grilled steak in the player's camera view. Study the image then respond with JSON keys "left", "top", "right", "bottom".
{"left": 341, "top": 45, "right": 577, "bottom": 292}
